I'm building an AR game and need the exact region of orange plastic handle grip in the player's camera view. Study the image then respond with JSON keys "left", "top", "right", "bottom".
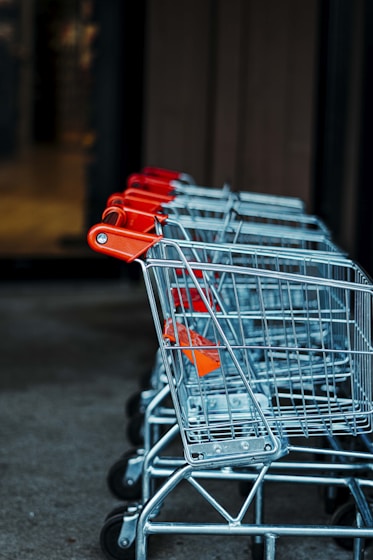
{"left": 87, "top": 204, "right": 167, "bottom": 262}
{"left": 102, "top": 206, "right": 167, "bottom": 233}
{"left": 124, "top": 187, "right": 174, "bottom": 203}
{"left": 87, "top": 223, "right": 162, "bottom": 263}
{"left": 127, "top": 173, "right": 176, "bottom": 196}
{"left": 107, "top": 188, "right": 173, "bottom": 214}
{"left": 142, "top": 166, "right": 183, "bottom": 181}
{"left": 106, "top": 194, "right": 163, "bottom": 215}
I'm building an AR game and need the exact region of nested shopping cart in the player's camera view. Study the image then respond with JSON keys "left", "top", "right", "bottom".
{"left": 101, "top": 172, "right": 354, "bottom": 511}
{"left": 109, "top": 169, "right": 325, "bottom": 235}
{"left": 103, "top": 185, "right": 344, "bottom": 453}
{"left": 105, "top": 177, "right": 344, "bottom": 421}
{"left": 127, "top": 167, "right": 307, "bottom": 213}
{"left": 88, "top": 213, "right": 373, "bottom": 560}
{"left": 100, "top": 197, "right": 350, "bottom": 509}
{"left": 100, "top": 189, "right": 347, "bottom": 515}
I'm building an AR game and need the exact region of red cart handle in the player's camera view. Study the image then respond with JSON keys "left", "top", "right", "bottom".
{"left": 106, "top": 193, "right": 158, "bottom": 214}
{"left": 107, "top": 188, "right": 173, "bottom": 214}
{"left": 127, "top": 173, "right": 176, "bottom": 196}
{"left": 142, "top": 166, "right": 195, "bottom": 185}
{"left": 87, "top": 206, "right": 164, "bottom": 262}
{"left": 87, "top": 223, "right": 162, "bottom": 262}
{"left": 123, "top": 187, "right": 174, "bottom": 204}
{"left": 141, "top": 166, "right": 184, "bottom": 181}
{"left": 106, "top": 193, "right": 162, "bottom": 214}
{"left": 102, "top": 205, "right": 167, "bottom": 233}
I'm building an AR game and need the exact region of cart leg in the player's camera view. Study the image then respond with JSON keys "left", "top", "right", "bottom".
{"left": 252, "top": 482, "right": 265, "bottom": 560}
{"left": 136, "top": 464, "right": 193, "bottom": 560}
{"left": 264, "top": 533, "right": 277, "bottom": 560}
{"left": 353, "top": 512, "right": 366, "bottom": 560}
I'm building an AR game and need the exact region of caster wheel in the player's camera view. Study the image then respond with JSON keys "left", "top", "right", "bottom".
{"left": 107, "top": 456, "right": 142, "bottom": 501}
{"left": 331, "top": 501, "right": 372, "bottom": 551}
{"left": 127, "top": 412, "right": 145, "bottom": 445}
{"left": 125, "top": 389, "right": 156, "bottom": 419}
{"left": 125, "top": 392, "right": 143, "bottom": 418}
{"left": 105, "top": 503, "right": 138, "bottom": 522}
{"left": 120, "top": 447, "right": 145, "bottom": 459}
{"left": 126, "top": 390, "right": 153, "bottom": 418}
{"left": 100, "top": 513, "right": 135, "bottom": 560}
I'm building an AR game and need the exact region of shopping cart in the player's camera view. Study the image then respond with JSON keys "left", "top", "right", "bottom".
{"left": 88, "top": 213, "right": 373, "bottom": 560}
{"left": 128, "top": 167, "right": 307, "bottom": 213}
{"left": 103, "top": 192, "right": 345, "bottom": 454}
{"left": 110, "top": 173, "right": 326, "bottom": 235}
{"left": 100, "top": 195, "right": 350, "bottom": 509}
{"left": 102, "top": 167, "right": 352, "bottom": 486}
{"left": 106, "top": 167, "right": 309, "bottom": 238}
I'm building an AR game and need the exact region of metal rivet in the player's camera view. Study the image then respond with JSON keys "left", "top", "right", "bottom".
{"left": 96, "top": 233, "right": 108, "bottom": 244}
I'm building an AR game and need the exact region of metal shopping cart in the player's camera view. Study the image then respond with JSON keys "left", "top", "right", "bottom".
{"left": 104, "top": 167, "right": 354, "bottom": 469}
{"left": 98, "top": 174, "right": 325, "bottom": 504}
{"left": 100, "top": 194, "right": 350, "bottom": 507}
{"left": 108, "top": 167, "right": 333, "bottom": 254}
{"left": 128, "top": 167, "right": 307, "bottom": 213}
{"left": 88, "top": 214, "right": 373, "bottom": 560}
{"left": 105, "top": 185, "right": 343, "bottom": 401}
{"left": 103, "top": 190, "right": 344, "bottom": 451}
{"left": 110, "top": 171, "right": 324, "bottom": 235}
{"left": 100, "top": 197, "right": 347, "bottom": 518}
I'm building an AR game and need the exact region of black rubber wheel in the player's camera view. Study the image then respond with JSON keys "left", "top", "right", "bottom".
{"left": 120, "top": 447, "right": 144, "bottom": 459}
{"left": 107, "top": 457, "right": 142, "bottom": 501}
{"left": 100, "top": 514, "right": 135, "bottom": 560}
{"left": 125, "top": 391, "right": 143, "bottom": 418}
{"left": 126, "top": 412, "right": 145, "bottom": 446}
{"left": 331, "top": 501, "right": 372, "bottom": 551}
{"left": 105, "top": 504, "right": 132, "bottom": 522}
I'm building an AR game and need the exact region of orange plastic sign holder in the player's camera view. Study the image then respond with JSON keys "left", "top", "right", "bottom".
{"left": 163, "top": 319, "right": 220, "bottom": 377}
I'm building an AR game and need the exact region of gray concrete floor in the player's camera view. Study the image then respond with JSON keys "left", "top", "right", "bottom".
{"left": 1, "top": 277, "right": 372, "bottom": 560}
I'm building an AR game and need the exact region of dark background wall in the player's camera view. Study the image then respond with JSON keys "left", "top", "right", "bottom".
{"left": 0, "top": 0, "right": 20, "bottom": 157}
{"left": 141, "top": 0, "right": 372, "bottom": 273}
{"left": 144, "top": 0, "right": 317, "bottom": 207}
{"left": 1, "top": 0, "right": 372, "bottom": 275}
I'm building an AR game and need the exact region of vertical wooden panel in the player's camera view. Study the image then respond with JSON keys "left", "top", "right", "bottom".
{"left": 144, "top": 0, "right": 318, "bottom": 203}
{"left": 340, "top": 0, "right": 364, "bottom": 255}
{"left": 238, "top": 0, "right": 317, "bottom": 206}
{"left": 144, "top": 0, "right": 211, "bottom": 182}
{"left": 284, "top": 0, "right": 318, "bottom": 208}
{"left": 245, "top": 0, "right": 289, "bottom": 193}
{"left": 19, "top": 0, "right": 35, "bottom": 152}
{"left": 211, "top": 0, "right": 244, "bottom": 188}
